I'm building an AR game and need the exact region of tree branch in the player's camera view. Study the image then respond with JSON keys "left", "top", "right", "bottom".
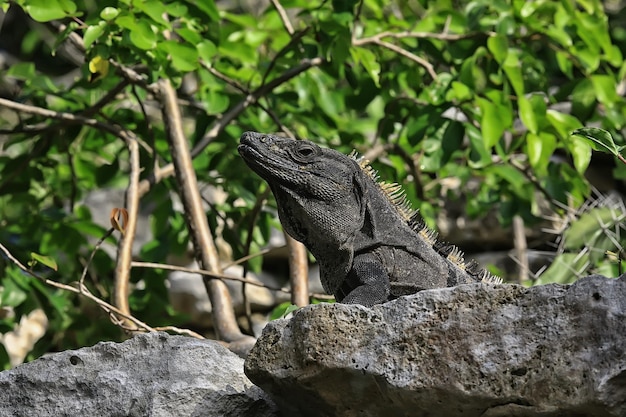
{"left": 156, "top": 79, "right": 254, "bottom": 346}
{"left": 270, "top": 0, "right": 294, "bottom": 35}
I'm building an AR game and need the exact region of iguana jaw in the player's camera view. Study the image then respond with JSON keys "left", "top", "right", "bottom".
{"left": 238, "top": 132, "right": 305, "bottom": 187}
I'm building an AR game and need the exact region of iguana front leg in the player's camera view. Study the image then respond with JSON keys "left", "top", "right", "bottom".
{"left": 336, "top": 253, "right": 390, "bottom": 307}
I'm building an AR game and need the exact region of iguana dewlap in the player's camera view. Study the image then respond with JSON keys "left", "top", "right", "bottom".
{"left": 238, "top": 131, "right": 500, "bottom": 307}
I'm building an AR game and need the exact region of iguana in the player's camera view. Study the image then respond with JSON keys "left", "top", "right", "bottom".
{"left": 238, "top": 131, "right": 501, "bottom": 307}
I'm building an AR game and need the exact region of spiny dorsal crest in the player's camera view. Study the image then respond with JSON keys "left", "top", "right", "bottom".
{"left": 349, "top": 150, "right": 501, "bottom": 285}
{"left": 409, "top": 211, "right": 500, "bottom": 283}
{"left": 349, "top": 150, "right": 413, "bottom": 220}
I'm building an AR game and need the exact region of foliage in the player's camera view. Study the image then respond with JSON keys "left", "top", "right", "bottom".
{"left": 1, "top": 0, "right": 626, "bottom": 367}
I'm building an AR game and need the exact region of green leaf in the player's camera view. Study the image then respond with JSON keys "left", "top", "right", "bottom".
{"left": 526, "top": 132, "right": 556, "bottom": 175}
{"left": 203, "top": 90, "right": 229, "bottom": 114}
{"left": 100, "top": 6, "right": 119, "bottom": 20}
{"left": 571, "top": 127, "right": 624, "bottom": 157}
{"left": 269, "top": 302, "right": 300, "bottom": 320}
{"left": 502, "top": 53, "right": 524, "bottom": 96}
{"left": 159, "top": 41, "right": 199, "bottom": 72}
{"left": 129, "top": 20, "right": 157, "bottom": 50}
{"left": 518, "top": 94, "right": 546, "bottom": 134}
{"left": 25, "top": 0, "right": 77, "bottom": 22}
{"left": 30, "top": 252, "right": 58, "bottom": 271}
{"left": 478, "top": 97, "right": 509, "bottom": 148}
{"left": 445, "top": 81, "right": 473, "bottom": 102}
{"left": 568, "top": 136, "right": 593, "bottom": 174}
{"left": 83, "top": 22, "right": 106, "bottom": 49}
{"left": 6, "top": 62, "right": 36, "bottom": 80}
{"left": 0, "top": 277, "right": 28, "bottom": 307}
{"left": 351, "top": 48, "right": 381, "bottom": 87}
{"left": 487, "top": 34, "right": 508, "bottom": 63}
{"left": 137, "top": 1, "right": 171, "bottom": 26}
{"left": 590, "top": 75, "right": 619, "bottom": 107}
{"left": 197, "top": 40, "right": 217, "bottom": 63}
{"left": 546, "top": 109, "right": 583, "bottom": 139}
{"left": 187, "top": 0, "right": 219, "bottom": 20}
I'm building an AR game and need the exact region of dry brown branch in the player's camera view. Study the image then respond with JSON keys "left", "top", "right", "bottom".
{"left": 285, "top": 234, "right": 310, "bottom": 306}
{"left": 112, "top": 128, "right": 140, "bottom": 329}
{"left": 512, "top": 215, "right": 529, "bottom": 284}
{"left": 156, "top": 79, "right": 254, "bottom": 345}
{"left": 131, "top": 261, "right": 291, "bottom": 293}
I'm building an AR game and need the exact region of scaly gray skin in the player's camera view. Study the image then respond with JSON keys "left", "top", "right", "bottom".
{"left": 238, "top": 131, "right": 493, "bottom": 307}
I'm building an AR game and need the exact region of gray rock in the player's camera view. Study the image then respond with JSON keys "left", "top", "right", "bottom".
{"left": 245, "top": 275, "right": 626, "bottom": 417}
{"left": 0, "top": 332, "right": 277, "bottom": 417}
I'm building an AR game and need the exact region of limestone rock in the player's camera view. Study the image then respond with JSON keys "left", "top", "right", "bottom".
{"left": 245, "top": 275, "right": 626, "bottom": 417}
{"left": 0, "top": 332, "right": 277, "bottom": 416}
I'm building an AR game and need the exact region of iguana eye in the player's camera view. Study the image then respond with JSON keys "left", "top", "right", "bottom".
{"left": 298, "top": 147, "right": 314, "bottom": 157}
{"left": 291, "top": 143, "right": 318, "bottom": 162}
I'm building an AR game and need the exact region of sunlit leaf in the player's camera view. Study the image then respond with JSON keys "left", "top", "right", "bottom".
{"left": 30, "top": 253, "right": 58, "bottom": 271}
{"left": 572, "top": 127, "right": 625, "bottom": 157}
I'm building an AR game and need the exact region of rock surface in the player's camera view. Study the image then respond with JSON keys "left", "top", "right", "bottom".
{"left": 0, "top": 332, "right": 277, "bottom": 417}
{"left": 245, "top": 275, "right": 626, "bottom": 417}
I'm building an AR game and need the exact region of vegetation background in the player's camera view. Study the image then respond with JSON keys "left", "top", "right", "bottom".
{"left": 1, "top": 0, "right": 626, "bottom": 368}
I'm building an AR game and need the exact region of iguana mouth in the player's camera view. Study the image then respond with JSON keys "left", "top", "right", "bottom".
{"left": 238, "top": 132, "right": 303, "bottom": 185}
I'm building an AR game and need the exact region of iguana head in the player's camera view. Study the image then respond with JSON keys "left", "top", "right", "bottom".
{"left": 238, "top": 132, "right": 358, "bottom": 201}
{"left": 238, "top": 132, "right": 365, "bottom": 259}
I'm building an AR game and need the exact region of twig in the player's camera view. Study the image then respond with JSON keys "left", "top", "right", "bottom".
{"left": 352, "top": 30, "right": 492, "bottom": 45}
{"left": 222, "top": 248, "right": 271, "bottom": 268}
{"left": 193, "top": 57, "right": 323, "bottom": 154}
{"left": 270, "top": 0, "right": 294, "bottom": 35}
{"left": 0, "top": 242, "right": 156, "bottom": 333}
{"left": 367, "top": 38, "right": 438, "bottom": 80}
{"left": 153, "top": 326, "right": 204, "bottom": 339}
{"left": 82, "top": 79, "right": 129, "bottom": 117}
{"left": 80, "top": 228, "right": 115, "bottom": 289}
{"left": 131, "top": 261, "right": 291, "bottom": 293}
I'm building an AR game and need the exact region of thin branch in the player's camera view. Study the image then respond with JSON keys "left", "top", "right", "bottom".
{"left": 222, "top": 248, "right": 271, "bottom": 269}
{"left": 80, "top": 228, "right": 115, "bottom": 289}
{"left": 260, "top": 28, "right": 310, "bottom": 87}
{"left": 353, "top": 30, "right": 492, "bottom": 45}
{"left": 193, "top": 57, "right": 323, "bottom": 155}
{"left": 0, "top": 242, "right": 156, "bottom": 333}
{"left": 0, "top": 97, "right": 136, "bottom": 141}
{"left": 201, "top": 63, "right": 248, "bottom": 94}
{"left": 367, "top": 38, "right": 438, "bottom": 80}
{"left": 131, "top": 261, "right": 291, "bottom": 293}
{"left": 270, "top": 0, "right": 294, "bottom": 35}
{"left": 82, "top": 79, "right": 129, "bottom": 117}
{"left": 153, "top": 326, "right": 203, "bottom": 339}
